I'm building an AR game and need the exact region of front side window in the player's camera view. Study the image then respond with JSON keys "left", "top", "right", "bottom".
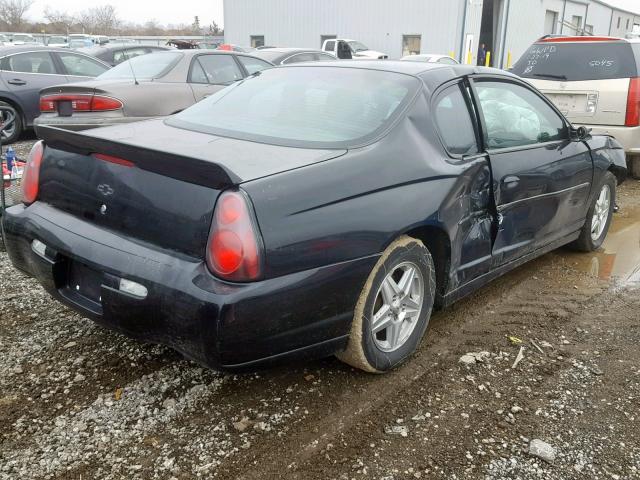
{"left": 168, "top": 66, "right": 419, "bottom": 148}
{"left": 434, "top": 84, "right": 478, "bottom": 155}
{"left": 196, "top": 54, "right": 243, "bottom": 84}
{"left": 58, "top": 53, "right": 109, "bottom": 77}
{"left": 475, "top": 81, "right": 566, "bottom": 149}
{"left": 4, "top": 52, "right": 56, "bottom": 74}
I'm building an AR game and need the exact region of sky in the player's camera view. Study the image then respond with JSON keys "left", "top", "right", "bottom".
{"left": 27, "top": 0, "right": 640, "bottom": 28}
{"left": 30, "top": 0, "right": 225, "bottom": 27}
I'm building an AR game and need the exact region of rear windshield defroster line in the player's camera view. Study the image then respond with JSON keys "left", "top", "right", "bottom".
{"left": 165, "top": 66, "right": 421, "bottom": 149}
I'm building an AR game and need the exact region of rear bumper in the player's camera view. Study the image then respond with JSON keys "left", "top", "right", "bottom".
{"left": 34, "top": 115, "right": 157, "bottom": 132}
{"left": 581, "top": 124, "right": 640, "bottom": 155}
{"left": 2, "top": 202, "right": 375, "bottom": 370}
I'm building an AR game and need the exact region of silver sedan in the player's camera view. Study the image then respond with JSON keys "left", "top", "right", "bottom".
{"left": 35, "top": 50, "right": 274, "bottom": 131}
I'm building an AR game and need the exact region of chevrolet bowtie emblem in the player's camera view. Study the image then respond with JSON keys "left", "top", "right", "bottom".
{"left": 97, "top": 184, "right": 114, "bottom": 196}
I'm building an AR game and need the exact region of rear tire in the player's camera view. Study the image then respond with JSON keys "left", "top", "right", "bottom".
{"left": 570, "top": 172, "right": 616, "bottom": 252}
{"left": 0, "top": 101, "right": 23, "bottom": 144}
{"left": 336, "top": 236, "right": 436, "bottom": 373}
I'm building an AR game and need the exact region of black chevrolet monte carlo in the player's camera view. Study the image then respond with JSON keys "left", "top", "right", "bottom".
{"left": 2, "top": 61, "right": 627, "bottom": 373}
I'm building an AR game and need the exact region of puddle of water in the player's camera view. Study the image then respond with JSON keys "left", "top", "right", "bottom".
{"left": 566, "top": 206, "right": 640, "bottom": 288}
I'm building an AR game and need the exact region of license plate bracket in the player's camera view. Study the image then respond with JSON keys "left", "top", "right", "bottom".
{"left": 57, "top": 101, "right": 73, "bottom": 117}
{"left": 67, "top": 260, "right": 105, "bottom": 304}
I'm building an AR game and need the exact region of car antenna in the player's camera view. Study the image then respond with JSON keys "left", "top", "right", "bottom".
{"left": 127, "top": 58, "right": 139, "bottom": 85}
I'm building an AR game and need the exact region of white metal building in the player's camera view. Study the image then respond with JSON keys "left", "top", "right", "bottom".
{"left": 223, "top": 0, "right": 640, "bottom": 68}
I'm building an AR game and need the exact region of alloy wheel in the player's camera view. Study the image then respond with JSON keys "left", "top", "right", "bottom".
{"left": 371, "top": 261, "right": 424, "bottom": 352}
{"left": 0, "top": 104, "right": 17, "bottom": 141}
{"left": 591, "top": 184, "right": 611, "bottom": 241}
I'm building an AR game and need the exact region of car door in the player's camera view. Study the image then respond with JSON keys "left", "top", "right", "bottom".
{"left": 432, "top": 80, "right": 494, "bottom": 286}
{"left": 0, "top": 51, "right": 67, "bottom": 124}
{"left": 53, "top": 51, "right": 110, "bottom": 82}
{"left": 188, "top": 54, "right": 244, "bottom": 102}
{"left": 470, "top": 76, "right": 593, "bottom": 266}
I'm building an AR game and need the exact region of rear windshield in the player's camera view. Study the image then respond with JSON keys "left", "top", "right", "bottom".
{"left": 167, "top": 66, "right": 419, "bottom": 148}
{"left": 97, "top": 52, "right": 182, "bottom": 80}
{"left": 512, "top": 42, "right": 638, "bottom": 81}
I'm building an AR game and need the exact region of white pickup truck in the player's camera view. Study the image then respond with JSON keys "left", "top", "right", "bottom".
{"left": 322, "top": 39, "right": 388, "bottom": 60}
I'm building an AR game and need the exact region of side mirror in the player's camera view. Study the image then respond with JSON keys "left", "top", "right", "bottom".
{"left": 569, "top": 125, "right": 591, "bottom": 141}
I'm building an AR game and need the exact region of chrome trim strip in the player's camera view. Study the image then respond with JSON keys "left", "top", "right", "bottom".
{"left": 498, "top": 182, "right": 590, "bottom": 211}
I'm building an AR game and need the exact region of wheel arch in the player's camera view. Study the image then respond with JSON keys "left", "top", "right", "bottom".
{"left": 403, "top": 224, "right": 451, "bottom": 308}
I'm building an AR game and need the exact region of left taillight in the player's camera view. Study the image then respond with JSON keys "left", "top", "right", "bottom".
{"left": 39, "top": 94, "right": 123, "bottom": 113}
{"left": 21, "top": 140, "right": 44, "bottom": 205}
{"left": 206, "top": 190, "right": 263, "bottom": 282}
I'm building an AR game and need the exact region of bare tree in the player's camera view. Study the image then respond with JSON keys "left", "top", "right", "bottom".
{"left": 43, "top": 7, "right": 75, "bottom": 34}
{"left": 0, "top": 0, "right": 34, "bottom": 29}
{"left": 91, "top": 5, "right": 119, "bottom": 34}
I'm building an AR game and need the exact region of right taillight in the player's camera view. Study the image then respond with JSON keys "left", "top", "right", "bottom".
{"left": 206, "top": 190, "right": 262, "bottom": 282}
{"left": 21, "top": 140, "right": 44, "bottom": 205}
{"left": 626, "top": 77, "right": 640, "bottom": 127}
{"left": 39, "top": 94, "right": 123, "bottom": 113}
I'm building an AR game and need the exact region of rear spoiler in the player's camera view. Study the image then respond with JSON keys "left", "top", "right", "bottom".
{"left": 35, "top": 125, "right": 239, "bottom": 189}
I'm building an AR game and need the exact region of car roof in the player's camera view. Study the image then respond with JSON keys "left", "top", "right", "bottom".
{"left": 0, "top": 45, "right": 75, "bottom": 55}
{"left": 258, "top": 47, "right": 324, "bottom": 54}
{"left": 286, "top": 60, "right": 505, "bottom": 77}
{"left": 536, "top": 36, "right": 640, "bottom": 44}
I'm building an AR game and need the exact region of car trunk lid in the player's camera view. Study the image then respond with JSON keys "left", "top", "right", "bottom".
{"left": 35, "top": 124, "right": 346, "bottom": 258}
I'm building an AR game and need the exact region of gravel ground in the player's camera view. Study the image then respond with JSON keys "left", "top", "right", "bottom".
{"left": 1, "top": 138, "right": 639, "bottom": 479}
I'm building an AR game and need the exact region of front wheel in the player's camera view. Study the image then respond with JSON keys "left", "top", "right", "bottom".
{"left": 571, "top": 172, "right": 616, "bottom": 252}
{"left": 336, "top": 236, "right": 436, "bottom": 373}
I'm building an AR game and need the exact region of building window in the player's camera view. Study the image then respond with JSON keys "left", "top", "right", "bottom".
{"left": 402, "top": 35, "right": 421, "bottom": 57}
{"left": 320, "top": 35, "right": 336, "bottom": 48}
{"left": 585, "top": 24, "right": 594, "bottom": 35}
{"left": 250, "top": 35, "right": 264, "bottom": 48}
{"left": 544, "top": 10, "right": 558, "bottom": 35}
{"left": 571, "top": 15, "right": 582, "bottom": 35}
{"left": 627, "top": 19, "right": 630, "bottom": 30}
{"left": 617, "top": 17, "right": 621, "bottom": 29}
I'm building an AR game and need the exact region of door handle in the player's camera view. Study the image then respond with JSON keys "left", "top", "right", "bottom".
{"left": 502, "top": 175, "right": 520, "bottom": 185}
{"left": 7, "top": 79, "right": 26, "bottom": 85}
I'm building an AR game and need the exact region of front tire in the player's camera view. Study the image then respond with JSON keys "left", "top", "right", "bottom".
{"left": 336, "top": 236, "right": 436, "bottom": 373}
{"left": 571, "top": 172, "right": 616, "bottom": 252}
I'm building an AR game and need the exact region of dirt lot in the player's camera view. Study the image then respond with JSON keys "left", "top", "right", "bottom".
{"left": 1, "top": 139, "right": 639, "bottom": 479}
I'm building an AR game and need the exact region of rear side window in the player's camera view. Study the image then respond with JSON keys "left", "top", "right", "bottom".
{"left": 324, "top": 40, "right": 335, "bottom": 52}
{"left": 434, "top": 84, "right": 478, "bottom": 155}
{"left": 512, "top": 42, "right": 638, "bottom": 81}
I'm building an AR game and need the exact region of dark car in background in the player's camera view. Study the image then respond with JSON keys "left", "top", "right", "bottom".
{"left": 3, "top": 62, "right": 627, "bottom": 373}
{"left": 253, "top": 47, "right": 337, "bottom": 65}
{"left": 77, "top": 44, "right": 169, "bottom": 66}
{"left": 35, "top": 50, "right": 273, "bottom": 131}
{"left": 0, "top": 46, "right": 110, "bottom": 142}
